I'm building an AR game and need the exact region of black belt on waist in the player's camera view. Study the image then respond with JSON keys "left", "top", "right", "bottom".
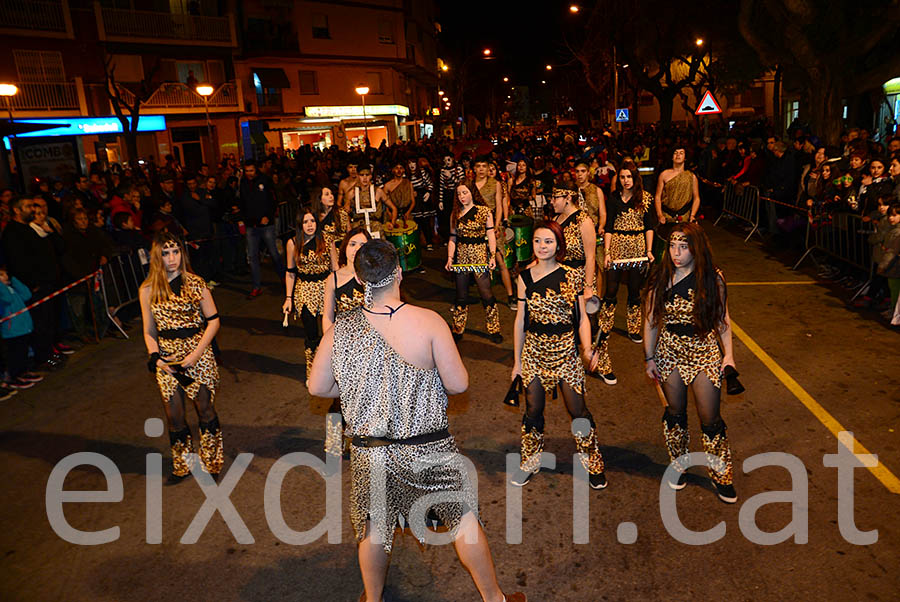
{"left": 158, "top": 326, "right": 201, "bottom": 340}
{"left": 456, "top": 235, "right": 485, "bottom": 245}
{"left": 666, "top": 323, "right": 696, "bottom": 337}
{"left": 612, "top": 229, "right": 646, "bottom": 235}
{"left": 527, "top": 323, "right": 574, "bottom": 336}
{"left": 351, "top": 428, "right": 450, "bottom": 448}
{"left": 562, "top": 258, "right": 586, "bottom": 268}
{"left": 663, "top": 204, "right": 691, "bottom": 217}
{"left": 298, "top": 271, "right": 329, "bottom": 282}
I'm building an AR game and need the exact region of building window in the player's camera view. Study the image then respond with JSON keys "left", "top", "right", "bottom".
{"left": 299, "top": 70, "right": 318, "bottom": 95}
{"left": 312, "top": 13, "right": 330, "bottom": 39}
{"left": 378, "top": 20, "right": 394, "bottom": 44}
{"left": 366, "top": 72, "right": 383, "bottom": 95}
{"left": 14, "top": 50, "right": 65, "bottom": 81}
{"left": 790, "top": 100, "right": 799, "bottom": 121}
{"left": 254, "top": 73, "right": 282, "bottom": 109}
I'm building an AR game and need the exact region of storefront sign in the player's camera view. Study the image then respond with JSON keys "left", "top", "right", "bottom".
{"left": 14, "top": 137, "right": 80, "bottom": 183}
{"left": 304, "top": 105, "right": 409, "bottom": 118}
{"left": 3, "top": 115, "right": 167, "bottom": 144}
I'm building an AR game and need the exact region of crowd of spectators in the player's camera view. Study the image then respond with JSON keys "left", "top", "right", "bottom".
{"left": 0, "top": 119, "right": 895, "bottom": 398}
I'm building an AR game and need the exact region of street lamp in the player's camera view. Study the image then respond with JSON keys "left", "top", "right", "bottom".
{"left": 195, "top": 84, "right": 214, "bottom": 158}
{"left": 503, "top": 77, "right": 509, "bottom": 83}
{"left": 545, "top": 64, "right": 552, "bottom": 71}
{"left": 569, "top": 5, "right": 580, "bottom": 13}
{"left": 483, "top": 48, "right": 492, "bottom": 57}
{"left": 442, "top": 64, "right": 449, "bottom": 72}
{"left": 0, "top": 84, "right": 18, "bottom": 129}
{"left": 355, "top": 85, "right": 370, "bottom": 144}
{"left": 695, "top": 38, "right": 704, "bottom": 47}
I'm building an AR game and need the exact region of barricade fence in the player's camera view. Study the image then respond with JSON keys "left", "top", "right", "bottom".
{"left": 700, "top": 176, "right": 876, "bottom": 296}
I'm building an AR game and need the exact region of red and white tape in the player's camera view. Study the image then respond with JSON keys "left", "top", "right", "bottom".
{"left": 0, "top": 269, "right": 101, "bottom": 325}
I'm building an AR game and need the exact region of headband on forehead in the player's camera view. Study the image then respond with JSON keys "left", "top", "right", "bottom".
{"left": 552, "top": 187, "right": 575, "bottom": 198}
{"left": 162, "top": 239, "right": 181, "bottom": 248}
{"left": 670, "top": 231, "right": 689, "bottom": 243}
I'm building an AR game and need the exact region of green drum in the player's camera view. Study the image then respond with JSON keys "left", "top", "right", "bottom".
{"left": 503, "top": 227, "right": 515, "bottom": 269}
{"left": 509, "top": 214, "right": 534, "bottom": 263}
{"left": 383, "top": 221, "right": 421, "bottom": 272}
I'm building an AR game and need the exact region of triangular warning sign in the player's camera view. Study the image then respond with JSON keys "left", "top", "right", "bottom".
{"left": 695, "top": 90, "right": 722, "bottom": 115}
{"left": 616, "top": 109, "right": 628, "bottom": 121}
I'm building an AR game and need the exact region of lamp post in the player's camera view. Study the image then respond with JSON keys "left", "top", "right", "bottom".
{"left": 0, "top": 83, "right": 18, "bottom": 131}
{"left": 195, "top": 84, "right": 214, "bottom": 159}
{"left": 355, "top": 85, "right": 370, "bottom": 146}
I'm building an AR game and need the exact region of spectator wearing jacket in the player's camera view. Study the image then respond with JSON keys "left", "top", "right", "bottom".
{"left": 877, "top": 203, "right": 900, "bottom": 319}
{"left": 62, "top": 208, "right": 113, "bottom": 340}
{"left": 239, "top": 159, "right": 284, "bottom": 297}
{"left": 0, "top": 268, "right": 44, "bottom": 389}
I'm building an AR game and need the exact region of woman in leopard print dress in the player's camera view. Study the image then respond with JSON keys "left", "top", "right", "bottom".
{"left": 283, "top": 208, "right": 334, "bottom": 373}
{"left": 643, "top": 222, "right": 738, "bottom": 504}
{"left": 139, "top": 232, "right": 223, "bottom": 481}
{"left": 509, "top": 220, "right": 605, "bottom": 490}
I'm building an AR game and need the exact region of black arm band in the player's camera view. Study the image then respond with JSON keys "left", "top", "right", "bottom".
{"left": 204, "top": 313, "right": 219, "bottom": 321}
{"left": 286, "top": 266, "right": 299, "bottom": 274}
{"left": 147, "top": 352, "right": 160, "bottom": 373}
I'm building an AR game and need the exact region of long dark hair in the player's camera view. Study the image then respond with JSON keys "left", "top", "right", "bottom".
{"left": 615, "top": 160, "right": 645, "bottom": 207}
{"left": 311, "top": 186, "right": 343, "bottom": 237}
{"left": 337, "top": 226, "right": 372, "bottom": 267}
{"left": 532, "top": 219, "right": 567, "bottom": 262}
{"left": 294, "top": 207, "right": 326, "bottom": 262}
{"left": 450, "top": 179, "right": 486, "bottom": 230}
{"left": 643, "top": 222, "right": 726, "bottom": 337}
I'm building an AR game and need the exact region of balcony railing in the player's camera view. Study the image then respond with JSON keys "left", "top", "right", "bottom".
{"left": 6, "top": 81, "right": 81, "bottom": 112}
{"left": 98, "top": 5, "right": 235, "bottom": 46}
{"left": 115, "top": 82, "right": 239, "bottom": 113}
{"left": 0, "top": 0, "right": 68, "bottom": 33}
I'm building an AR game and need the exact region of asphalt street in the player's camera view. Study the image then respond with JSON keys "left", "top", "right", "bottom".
{"left": 1, "top": 220, "right": 898, "bottom": 602}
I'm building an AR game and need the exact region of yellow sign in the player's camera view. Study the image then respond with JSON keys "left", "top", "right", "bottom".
{"left": 431, "top": 108, "right": 441, "bottom": 116}
{"left": 304, "top": 104, "right": 410, "bottom": 118}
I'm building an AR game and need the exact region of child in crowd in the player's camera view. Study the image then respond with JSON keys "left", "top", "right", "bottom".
{"left": 877, "top": 203, "right": 900, "bottom": 320}
{"left": 858, "top": 194, "right": 894, "bottom": 308}
{"left": 0, "top": 267, "right": 44, "bottom": 390}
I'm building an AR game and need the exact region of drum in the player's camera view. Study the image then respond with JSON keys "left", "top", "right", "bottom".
{"left": 509, "top": 214, "right": 534, "bottom": 263}
{"left": 383, "top": 221, "right": 421, "bottom": 272}
{"left": 503, "top": 228, "right": 515, "bottom": 269}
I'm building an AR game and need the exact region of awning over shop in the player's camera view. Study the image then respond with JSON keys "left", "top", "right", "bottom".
{"left": 253, "top": 68, "right": 290, "bottom": 88}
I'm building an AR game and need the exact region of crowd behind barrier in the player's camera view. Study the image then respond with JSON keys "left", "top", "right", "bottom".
{"left": 0, "top": 117, "right": 896, "bottom": 395}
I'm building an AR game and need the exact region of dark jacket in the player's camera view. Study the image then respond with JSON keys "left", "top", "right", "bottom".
{"left": 180, "top": 189, "right": 215, "bottom": 239}
{"left": 238, "top": 174, "right": 278, "bottom": 227}
{"left": 1, "top": 220, "right": 63, "bottom": 289}
{"left": 61, "top": 224, "right": 115, "bottom": 281}
{"left": 877, "top": 223, "right": 900, "bottom": 279}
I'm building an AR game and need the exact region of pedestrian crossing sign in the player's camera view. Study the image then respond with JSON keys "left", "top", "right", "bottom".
{"left": 615, "top": 108, "right": 630, "bottom": 122}
{"left": 695, "top": 90, "right": 722, "bottom": 115}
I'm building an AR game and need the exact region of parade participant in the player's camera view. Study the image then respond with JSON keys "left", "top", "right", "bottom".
{"left": 446, "top": 181, "right": 502, "bottom": 343}
{"left": 410, "top": 155, "right": 437, "bottom": 250}
{"left": 283, "top": 208, "right": 334, "bottom": 374}
{"left": 654, "top": 147, "right": 700, "bottom": 226}
{"left": 508, "top": 159, "right": 536, "bottom": 216}
{"left": 595, "top": 163, "right": 655, "bottom": 385}
{"left": 551, "top": 187, "right": 597, "bottom": 300}
{"left": 321, "top": 226, "right": 373, "bottom": 462}
{"left": 475, "top": 157, "right": 515, "bottom": 307}
{"left": 139, "top": 233, "right": 223, "bottom": 481}
{"left": 348, "top": 164, "right": 394, "bottom": 236}
{"left": 308, "top": 239, "right": 525, "bottom": 602}
{"left": 643, "top": 223, "right": 737, "bottom": 503}
{"left": 337, "top": 160, "right": 360, "bottom": 211}
{"left": 574, "top": 161, "right": 606, "bottom": 235}
{"left": 439, "top": 152, "right": 465, "bottom": 239}
{"left": 312, "top": 186, "right": 350, "bottom": 268}
{"left": 509, "top": 221, "right": 604, "bottom": 488}
{"left": 383, "top": 161, "right": 415, "bottom": 228}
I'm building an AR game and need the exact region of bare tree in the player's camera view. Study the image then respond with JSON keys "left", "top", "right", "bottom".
{"left": 738, "top": 0, "right": 900, "bottom": 144}
{"left": 102, "top": 55, "right": 161, "bottom": 167}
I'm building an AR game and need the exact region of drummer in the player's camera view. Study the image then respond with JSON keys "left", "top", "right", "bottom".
{"left": 383, "top": 160, "right": 415, "bottom": 228}
{"left": 474, "top": 156, "right": 516, "bottom": 309}
{"left": 551, "top": 186, "right": 597, "bottom": 303}
{"left": 348, "top": 163, "right": 395, "bottom": 238}
{"left": 596, "top": 161, "right": 654, "bottom": 386}
{"left": 446, "top": 180, "right": 503, "bottom": 344}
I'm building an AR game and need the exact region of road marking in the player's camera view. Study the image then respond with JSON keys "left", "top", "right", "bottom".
{"left": 731, "top": 319, "right": 900, "bottom": 494}
{"left": 728, "top": 281, "right": 817, "bottom": 286}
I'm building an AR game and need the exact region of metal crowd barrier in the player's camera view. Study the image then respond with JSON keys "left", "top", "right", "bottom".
{"left": 714, "top": 182, "right": 761, "bottom": 242}
{"left": 99, "top": 251, "right": 150, "bottom": 339}
{"left": 793, "top": 212, "right": 873, "bottom": 276}
{"left": 277, "top": 199, "right": 300, "bottom": 241}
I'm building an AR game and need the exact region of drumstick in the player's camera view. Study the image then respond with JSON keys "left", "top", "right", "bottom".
{"left": 654, "top": 381, "right": 668, "bottom": 407}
